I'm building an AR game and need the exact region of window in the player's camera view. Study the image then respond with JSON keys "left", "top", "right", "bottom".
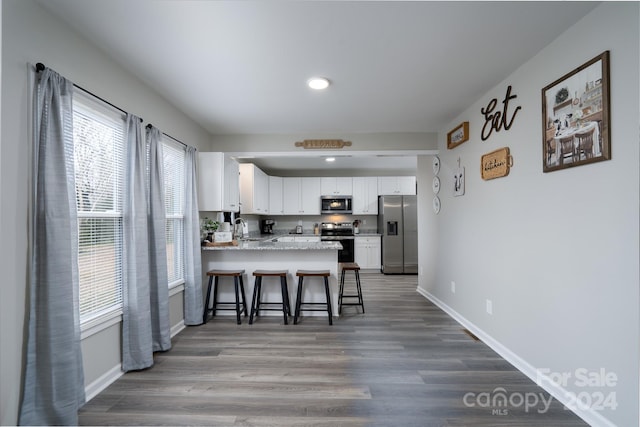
{"left": 162, "top": 139, "right": 186, "bottom": 286}
{"left": 73, "top": 93, "right": 126, "bottom": 323}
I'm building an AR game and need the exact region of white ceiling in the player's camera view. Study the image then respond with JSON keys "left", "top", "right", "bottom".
{"left": 36, "top": 0, "right": 598, "bottom": 173}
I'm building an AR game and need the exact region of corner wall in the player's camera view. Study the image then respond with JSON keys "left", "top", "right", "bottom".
{"left": 0, "top": 1, "right": 211, "bottom": 424}
{"left": 421, "top": 3, "right": 638, "bottom": 426}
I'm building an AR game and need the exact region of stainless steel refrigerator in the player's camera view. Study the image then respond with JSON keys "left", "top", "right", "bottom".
{"left": 378, "top": 195, "right": 418, "bottom": 274}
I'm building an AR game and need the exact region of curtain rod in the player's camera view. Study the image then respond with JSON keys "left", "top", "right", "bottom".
{"left": 36, "top": 62, "right": 143, "bottom": 123}
{"left": 145, "top": 124, "right": 188, "bottom": 148}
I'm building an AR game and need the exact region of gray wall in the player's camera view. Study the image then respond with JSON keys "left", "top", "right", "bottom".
{"left": 0, "top": 1, "right": 211, "bottom": 424}
{"left": 419, "top": 3, "right": 639, "bottom": 426}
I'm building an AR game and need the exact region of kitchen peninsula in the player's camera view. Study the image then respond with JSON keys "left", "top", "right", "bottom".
{"left": 202, "top": 238, "right": 343, "bottom": 318}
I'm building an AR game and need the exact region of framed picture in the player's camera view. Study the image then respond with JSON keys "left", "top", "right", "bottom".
{"left": 447, "top": 122, "right": 469, "bottom": 149}
{"left": 542, "top": 51, "right": 610, "bottom": 172}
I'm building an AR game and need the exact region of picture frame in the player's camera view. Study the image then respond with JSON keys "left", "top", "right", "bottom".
{"left": 447, "top": 122, "right": 469, "bottom": 149}
{"left": 542, "top": 51, "right": 610, "bottom": 172}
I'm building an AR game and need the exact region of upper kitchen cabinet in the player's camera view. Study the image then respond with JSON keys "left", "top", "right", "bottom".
{"left": 352, "top": 177, "right": 378, "bottom": 215}
{"left": 377, "top": 176, "right": 416, "bottom": 195}
{"left": 320, "top": 177, "right": 353, "bottom": 196}
{"left": 239, "top": 163, "right": 269, "bottom": 214}
{"left": 283, "top": 177, "right": 321, "bottom": 215}
{"left": 268, "top": 176, "right": 284, "bottom": 215}
{"left": 198, "top": 152, "right": 240, "bottom": 212}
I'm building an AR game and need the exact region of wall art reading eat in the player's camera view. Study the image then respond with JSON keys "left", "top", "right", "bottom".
{"left": 480, "top": 85, "right": 522, "bottom": 141}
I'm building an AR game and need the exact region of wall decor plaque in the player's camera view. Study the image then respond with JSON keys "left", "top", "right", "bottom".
{"left": 294, "top": 139, "right": 352, "bottom": 149}
{"left": 481, "top": 147, "right": 513, "bottom": 180}
{"left": 447, "top": 122, "right": 469, "bottom": 149}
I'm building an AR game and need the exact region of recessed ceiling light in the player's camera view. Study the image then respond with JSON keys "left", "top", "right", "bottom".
{"left": 325, "top": 157, "right": 336, "bottom": 162}
{"left": 308, "top": 77, "right": 330, "bottom": 90}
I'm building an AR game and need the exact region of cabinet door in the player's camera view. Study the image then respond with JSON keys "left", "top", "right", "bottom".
{"left": 239, "top": 163, "right": 269, "bottom": 214}
{"left": 283, "top": 177, "right": 302, "bottom": 214}
{"left": 397, "top": 176, "right": 416, "bottom": 195}
{"left": 197, "top": 152, "right": 224, "bottom": 211}
{"left": 354, "top": 237, "right": 368, "bottom": 267}
{"left": 255, "top": 166, "right": 269, "bottom": 213}
{"left": 335, "top": 177, "right": 353, "bottom": 195}
{"left": 378, "top": 176, "right": 416, "bottom": 195}
{"left": 268, "top": 176, "right": 283, "bottom": 215}
{"left": 222, "top": 155, "right": 239, "bottom": 212}
{"left": 353, "top": 177, "right": 378, "bottom": 214}
{"left": 355, "top": 236, "right": 381, "bottom": 269}
{"left": 321, "top": 177, "right": 352, "bottom": 195}
{"left": 300, "top": 177, "right": 321, "bottom": 214}
{"left": 367, "top": 236, "right": 381, "bottom": 269}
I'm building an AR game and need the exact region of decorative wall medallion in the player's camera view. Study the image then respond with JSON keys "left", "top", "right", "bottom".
{"left": 294, "top": 139, "right": 352, "bottom": 149}
{"left": 432, "top": 176, "right": 441, "bottom": 194}
{"left": 432, "top": 156, "right": 440, "bottom": 174}
{"left": 432, "top": 196, "right": 441, "bottom": 214}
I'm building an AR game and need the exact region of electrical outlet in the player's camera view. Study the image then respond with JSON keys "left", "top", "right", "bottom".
{"left": 486, "top": 299, "right": 493, "bottom": 315}
{"left": 451, "top": 281, "right": 456, "bottom": 293}
{"left": 362, "top": 219, "right": 366, "bottom": 225}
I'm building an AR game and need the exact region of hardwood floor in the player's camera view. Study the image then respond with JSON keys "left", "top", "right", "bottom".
{"left": 79, "top": 273, "right": 587, "bottom": 426}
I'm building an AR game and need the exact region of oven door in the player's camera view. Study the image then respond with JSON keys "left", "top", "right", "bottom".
{"left": 336, "top": 238, "right": 355, "bottom": 263}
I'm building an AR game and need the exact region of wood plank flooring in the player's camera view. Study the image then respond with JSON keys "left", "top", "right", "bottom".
{"left": 79, "top": 273, "right": 588, "bottom": 426}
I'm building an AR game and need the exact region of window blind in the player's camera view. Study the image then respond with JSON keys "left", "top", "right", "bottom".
{"left": 73, "top": 94, "right": 126, "bottom": 322}
{"left": 162, "top": 139, "right": 186, "bottom": 284}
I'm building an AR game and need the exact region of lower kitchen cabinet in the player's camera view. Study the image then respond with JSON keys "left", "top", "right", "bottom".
{"left": 354, "top": 236, "right": 381, "bottom": 269}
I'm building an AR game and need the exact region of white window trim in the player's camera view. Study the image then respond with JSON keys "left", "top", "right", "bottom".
{"left": 80, "top": 309, "right": 123, "bottom": 340}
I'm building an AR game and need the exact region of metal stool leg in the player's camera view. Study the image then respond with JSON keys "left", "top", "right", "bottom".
{"left": 279, "top": 276, "right": 289, "bottom": 324}
{"left": 249, "top": 276, "right": 261, "bottom": 325}
{"left": 239, "top": 275, "right": 248, "bottom": 317}
{"left": 233, "top": 276, "right": 242, "bottom": 325}
{"left": 338, "top": 269, "right": 346, "bottom": 314}
{"left": 294, "top": 276, "right": 304, "bottom": 324}
{"left": 324, "top": 276, "right": 333, "bottom": 325}
{"left": 355, "top": 270, "right": 364, "bottom": 313}
{"left": 212, "top": 276, "right": 220, "bottom": 317}
{"left": 203, "top": 275, "right": 214, "bottom": 324}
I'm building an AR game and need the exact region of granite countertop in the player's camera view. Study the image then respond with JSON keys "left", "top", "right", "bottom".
{"left": 202, "top": 239, "right": 342, "bottom": 251}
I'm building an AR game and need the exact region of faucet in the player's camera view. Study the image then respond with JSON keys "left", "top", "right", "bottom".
{"left": 234, "top": 218, "right": 248, "bottom": 239}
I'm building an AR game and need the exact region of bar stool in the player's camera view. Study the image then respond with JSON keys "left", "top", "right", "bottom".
{"left": 249, "top": 270, "right": 292, "bottom": 325}
{"left": 203, "top": 269, "right": 248, "bottom": 325}
{"left": 339, "top": 262, "right": 365, "bottom": 314}
{"left": 294, "top": 270, "right": 332, "bottom": 325}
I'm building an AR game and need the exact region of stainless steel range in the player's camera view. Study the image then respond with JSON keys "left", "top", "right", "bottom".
{"left": 320, "top": 222, "right": 355, "bottom": 263}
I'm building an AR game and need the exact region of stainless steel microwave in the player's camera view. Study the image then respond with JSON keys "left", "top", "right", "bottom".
{"left": 321, "top": 196, "right": 353, "bottom": 214}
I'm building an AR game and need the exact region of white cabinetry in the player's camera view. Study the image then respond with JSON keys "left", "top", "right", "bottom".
{"left": 354, "top": 236, "right": 381, "bottom": 269}
{"left": 320, "top": 177, "right": 353, "bottom": 195}
{"left": 352, "top": 177, "right": 378, "bottom": 215}
{"left": 239, "top": 163, "right": 269, "bottom": 214}
{"left": 268, "top": 176, "right": 284, "bottom": 215}
{"left": 198, "top": 152, "right": 240, "bottom": 212}
{"left": 377, "top": 176, "right": 416, "bottom": 195}
{"left": 283, "top": 177, "right": 321, "bottom": 215}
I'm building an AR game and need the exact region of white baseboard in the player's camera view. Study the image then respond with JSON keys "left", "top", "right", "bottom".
{"left": 171, "top": 320, "right": 186, "bottom": 338}
{"left": 84, "top": 364, "right": 124, "bottom": 402}
{"left": 85, "top": 321, "right": 186, "bottom": 403}
{"left": 416, "top": 286, "right": 616, "bottom": 427}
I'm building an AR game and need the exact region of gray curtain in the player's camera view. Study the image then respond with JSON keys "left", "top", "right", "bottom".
{"left": 146, "top": 125, "right": 171, "bottom": 352}
{"left": 20, "top": 68, "right": 85, "bottom": 425}
{"left": 183, "top": 146, "right": 203, "bottom": 325}
{"left": 122, "top": 114, "right": 154, "bottom": 371}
